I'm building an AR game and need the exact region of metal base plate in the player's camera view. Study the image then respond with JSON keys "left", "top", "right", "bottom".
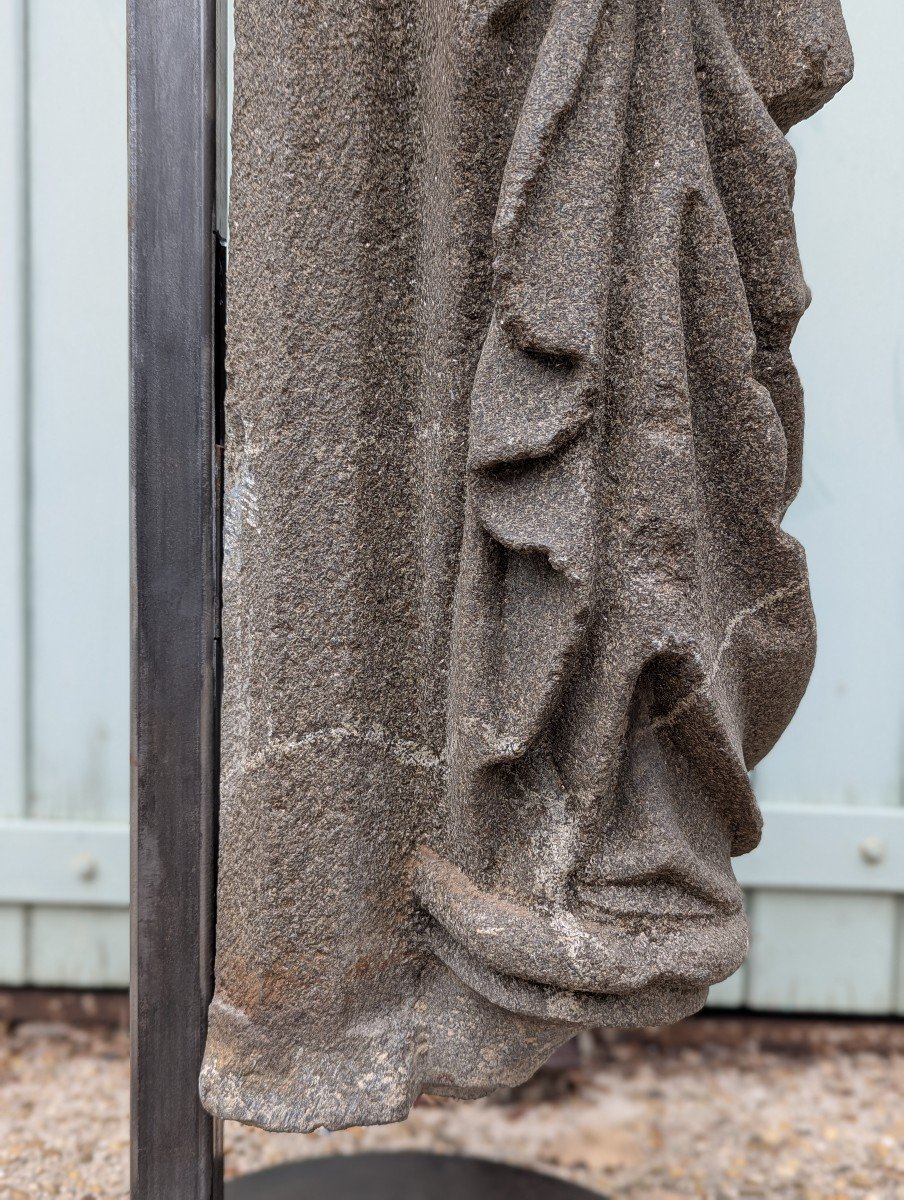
{"left": 224, "top": 1151, "right": 605, "bottom": 1199}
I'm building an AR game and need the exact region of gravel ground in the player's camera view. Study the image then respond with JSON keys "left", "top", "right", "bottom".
{"left": 0, "top": 1017, "right": 902, "bottom": 1199}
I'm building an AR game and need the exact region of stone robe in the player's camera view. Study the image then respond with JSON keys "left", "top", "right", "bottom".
{"left": 201, "top": 0, "right": 851, "bottom": 1131}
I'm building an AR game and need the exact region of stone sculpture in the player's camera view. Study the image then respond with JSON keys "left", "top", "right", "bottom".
{"left": 201, "top": 0, "right": 852, "bottom": 1132}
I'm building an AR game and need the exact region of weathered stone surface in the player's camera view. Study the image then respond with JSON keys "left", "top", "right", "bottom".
{"left": 200, "top": 0, "right": 851, "bottom": 1132}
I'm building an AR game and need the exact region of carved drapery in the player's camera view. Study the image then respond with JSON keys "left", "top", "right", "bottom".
{"left": 201, "top": 0, "right": 851, "bottom": 1132}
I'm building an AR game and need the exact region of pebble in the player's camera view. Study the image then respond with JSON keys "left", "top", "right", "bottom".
{"left": 0, "top": 1019, "right": 902, "bottom": 1198}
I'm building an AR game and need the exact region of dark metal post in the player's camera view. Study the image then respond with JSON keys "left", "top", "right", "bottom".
{"left": 129, "top": 0, "right": 223, "bottom": 1196}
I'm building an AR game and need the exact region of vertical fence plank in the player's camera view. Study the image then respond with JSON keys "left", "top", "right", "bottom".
{"left": 745, "top": 0, "right": 904, "bottom": 1012}
{"left": 748, "top": 891, "right": 898, "bottom": 1015}
{"left": 0, "top": 0, "right": 26, "bottom": 815}
{"left": 129, "top": 0, "right": 223, "bottom": 1195}
{"left": 0, "top": 909, "right": 27, "bottom": 986}
{"left": 0, "top": 0, "right": 28, "bottom": 985}
{"left": 27, "top": 0, "right": 129, "bottom": 825}
{"left": 30, "top": 907, "right": 129, "bottom": 988}
{"left": 895, "top": 897, "right": 904, "bottom": 1014}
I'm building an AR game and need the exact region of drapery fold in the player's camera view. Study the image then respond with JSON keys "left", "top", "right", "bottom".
{"left": 201, "top": 0, "right": 851, "bottom": 1132}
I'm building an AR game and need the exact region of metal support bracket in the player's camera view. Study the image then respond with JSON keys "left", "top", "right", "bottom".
{"left": 129, "top": 0, "right": 223, "bottom": 1195}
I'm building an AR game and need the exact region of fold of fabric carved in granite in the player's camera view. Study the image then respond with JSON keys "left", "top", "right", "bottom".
{"left": 201, "top": 0, "right": 851, "bottom": 1132}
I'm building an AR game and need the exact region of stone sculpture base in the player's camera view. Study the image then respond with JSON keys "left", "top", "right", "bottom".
{"left": 224, "top": 1152, "right": 603, "bottom": 1200}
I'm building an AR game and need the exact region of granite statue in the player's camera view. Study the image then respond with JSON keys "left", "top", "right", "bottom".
{"left": 201, "top": 0, "right": 852, "bottom": 1132}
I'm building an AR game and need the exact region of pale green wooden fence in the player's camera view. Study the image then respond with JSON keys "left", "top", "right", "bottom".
{"left": 708, "top": 0, "right": 904, "bottom": 1010}
{"left": 0, "top": 0, "right": 129, "bottom": 986}
{"left": 1, "top": 0, "right": 902, "bottom": 1011}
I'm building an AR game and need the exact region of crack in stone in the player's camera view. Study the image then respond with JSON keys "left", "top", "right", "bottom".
{"left": 651, "top": 579, "right": 809, "bottom": 733}
{"left": 224, "top": 722, "right": 448, "bottom": 784}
